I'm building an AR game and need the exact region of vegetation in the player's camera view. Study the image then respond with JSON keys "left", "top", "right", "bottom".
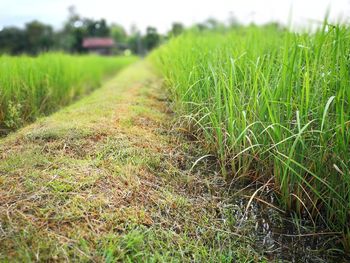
{"left": 0, "top": 53, "right": 137, "bottom": 132}
{"left": 0, "top": 6, "right": 174, "bottom": 56}
{"left": 0, "top": 62, "right": 265, "bottom": 262}
{"left": 152, "top": 22, "right": 350, "bottom": 250}
{"left": 1, "top": 3, "right": 349, "bottom": 257}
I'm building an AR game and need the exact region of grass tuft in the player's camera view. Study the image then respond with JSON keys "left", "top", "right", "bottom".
{"left": 0, "top": 53, "right": 137, "bottom": 132}
{"left": 152, "top": 23, "right": 350, "bottom": 251}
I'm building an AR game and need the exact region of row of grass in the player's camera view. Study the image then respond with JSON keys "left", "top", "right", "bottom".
{"left": 0, "top": 53, "right": 137, "bottom": 132}
{"left": 152, "top": 22, "right": 350, "bottom": 251}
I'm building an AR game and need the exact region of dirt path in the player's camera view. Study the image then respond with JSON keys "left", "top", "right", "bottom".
{"left": 0, "top": 62, "right": 262, "bottom": 262}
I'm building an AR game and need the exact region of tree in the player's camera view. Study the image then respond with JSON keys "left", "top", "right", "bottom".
{"left": 111, "top": 23, "right": 127, "bottom": 43}
{"left": 85, "top": 19, "right": 110, "bottom": 37}
{"left": 0, "top": 27, "right": 27, "bottom": 54}
{"left": 0, "top": 21, "right": 54, "bottom": 55}
{"left": 128, "top": 32, "right": 142, "bottom": 55}
{"left": 142, "top": 26, "right": 160, "bottom": 51}
{"left": 58, "top": 6, "right": 85, "bottom": 52}
{"left": 169, "top": 22, "right": 184, "bottom": 37}
{"left": 195, "top": 18, "right": 226, "bottom": 32}
{"left": 58, "top": 6, "right": 112, "bottom": 53}
{"left": 127, "top": 24, "right": 144, "bottom": 55}
{"left": 25, "top": 21, "right": 54, "bottom": 54}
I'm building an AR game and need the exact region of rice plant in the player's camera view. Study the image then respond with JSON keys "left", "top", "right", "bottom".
{"left": 0, "top": 53, "right": 137, "bottom": 132}
{"left": 152, "top": 22, "right": 350, "bottom": 250}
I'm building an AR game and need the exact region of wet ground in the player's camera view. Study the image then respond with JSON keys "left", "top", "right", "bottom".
{"left": 228, "top": 185, "right": 349, "bottom": 262}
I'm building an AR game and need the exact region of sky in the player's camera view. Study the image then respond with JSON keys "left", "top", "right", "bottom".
{"left": 0, "top": 0, "right": 349, "bottom": 33}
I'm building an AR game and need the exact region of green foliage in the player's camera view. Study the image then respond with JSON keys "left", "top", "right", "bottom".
{"left": 0, "top": 27, "right": 27, "bottom": 54}
{"left": 111, "top": 24, "right": 128, "bottom": 44}
{"left": 0, "top": 5, "right": 168, "bottom": 56}
{"left": 85, "top": 19, "right": 110, "bottom": 37}
{"left": 127, "top": 32, "right": 142, "bottom": 55}
{"left": 0, "top": 21, "right": 54, "bottom": 55}
{"left": 0, "top": 53, "right": 137, "bottom": 132}
{"left": 25, "top": 21, "right": 54, "bottom": 54}
{"left": 143, "top": 27, "right": 161, "bottom": 52}
{"left": 0, "top": 62, "right": 265, "bottom": 261}
{"left": 152, "top": 23, "right": 350, "bottom": 250}
{"left": 59, "top": 7, "right": 111, "bottom": 53}
{"left": 4, "top": 101, "right": 22, "bottom": 129}
{"left": 169, "top": 23, "right": 184, "bottom": 37}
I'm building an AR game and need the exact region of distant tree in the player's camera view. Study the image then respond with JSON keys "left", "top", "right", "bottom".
{"left": 0, "top": 27, "right": 27, "bottom": 54}
{"left": 25, "top": 21, "right": 54, "bottom": 54}
{"left": 127, "top": 24, "right": 144, "bottom": 55}
{"left": 58, "top": 6, "right": 112, "bottom": 53}
{"left": 128, "top": 32, "right": 143, "bottom": 55}
{"left": 0, "top": 5, "right": 166, "bottom": 56}
{"left": 169, "top": 22, "right": 184, "bottom": 37}
{"left": 195, "top": 18, "right": 226, "bottom": 32}
{"left": 110, "top": 24, "right": 128, "bottom": 53}
{"left": 0, "top": 21, "right": 54, "bottom": 55}
{"left": 111, "top": 24, "right": 127, "bottom": 43}
{"left": 85, "top": 19, "right": 110, "bottom": 37}
{"left": 142, "top": 26, "right": 160, "bottom": 51}
{"left": 58, "top": 6, "right": 85, "bottom": 52}
{"left": 195, "top": 22, "right": 208, "bottom": 31}
{"left": 206, "top": 18, "right": 226, "bottom": 31}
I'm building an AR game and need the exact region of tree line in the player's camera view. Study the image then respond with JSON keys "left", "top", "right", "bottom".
{"left": 0, "top": 7, "right": 186, "bottom": 56}
{"left": 0, "top": 7, "right": 258, "bottom": 56}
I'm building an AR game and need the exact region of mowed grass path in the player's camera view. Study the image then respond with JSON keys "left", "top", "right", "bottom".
{"left": 0, "top": 62, "right": 263, "bottom": 262}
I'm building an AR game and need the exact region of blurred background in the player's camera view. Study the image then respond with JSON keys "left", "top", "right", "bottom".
{"left": 0, "top": 0, "right": 349, "bottom": 56}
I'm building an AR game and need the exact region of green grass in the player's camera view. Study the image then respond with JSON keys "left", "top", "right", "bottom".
{"left": 152, "top": 22, "right": 350, "bottom": 251}
{"left": 0, "top": 53, "right": 137, "bottom": 132}
{"left": 0, "top": 62, "right": 265, "bottom": 262}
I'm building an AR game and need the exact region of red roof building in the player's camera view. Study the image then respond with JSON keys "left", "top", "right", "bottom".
{"left": 82, "top": 37, "right": 115, "bottom": 55}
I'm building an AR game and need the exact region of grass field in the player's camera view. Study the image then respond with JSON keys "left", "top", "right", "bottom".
{"left": 1, "top": 20, "right": 349, "bottom": 260}
{"left": 0, "top": 54, "right": 137, "bottom": 133}
{"left": 0, "top": 62, "right": 268, "bottom": 262}
{"left": 152, "top": 22, "right": 350, "bottom": 250}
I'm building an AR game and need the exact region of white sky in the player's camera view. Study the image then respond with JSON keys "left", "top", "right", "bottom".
{"left": 0, "top": 0, "right": 349, "bottom": 33}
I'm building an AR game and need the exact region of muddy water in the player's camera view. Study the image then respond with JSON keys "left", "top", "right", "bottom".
{"left": 229, "top": 188, "right": 349, "bottom": 262}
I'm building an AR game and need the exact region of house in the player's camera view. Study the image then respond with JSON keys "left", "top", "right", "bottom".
{"left": 82, "top": 37, "right": 115, "bottom": 55}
